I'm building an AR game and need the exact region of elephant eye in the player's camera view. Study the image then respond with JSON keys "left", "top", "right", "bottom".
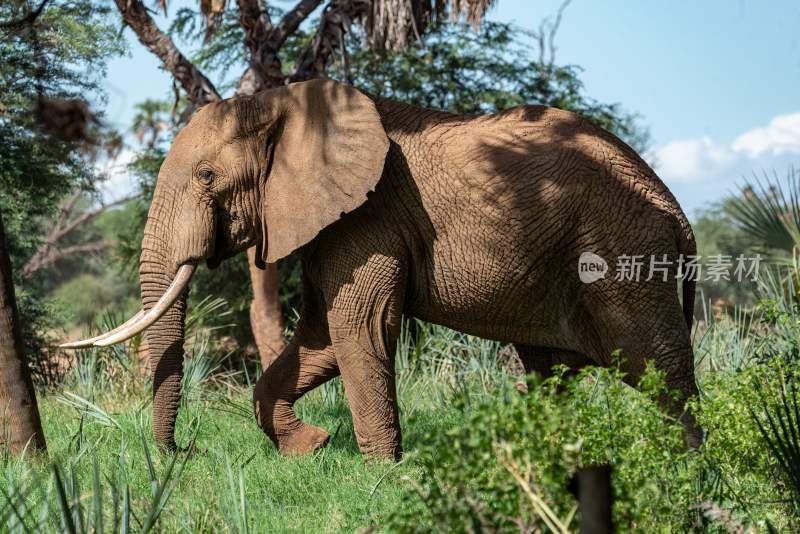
{"left": 197, "top": 167, "right": 215, "bottom": 184}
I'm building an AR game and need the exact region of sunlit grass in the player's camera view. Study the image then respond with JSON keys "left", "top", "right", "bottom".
{"left": 3, "top": 308, "right": 800, "bottom": 531}
{"left": 4, "top": 376, "right": 428, "bottom": 532}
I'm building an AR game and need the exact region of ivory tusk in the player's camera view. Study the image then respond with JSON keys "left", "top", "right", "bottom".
{"left": 59, "top": 310, "right": 145, "bottom": 349}
{"left": 94, "top": 263, "right": 196, "bottom": 347}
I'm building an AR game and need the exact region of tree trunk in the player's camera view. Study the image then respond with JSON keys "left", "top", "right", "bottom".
{"left": 247, "top": 248, "right": 285, "bottom": 369}
{"left": 0, "top": 209, "right": 46, "bottom": 455}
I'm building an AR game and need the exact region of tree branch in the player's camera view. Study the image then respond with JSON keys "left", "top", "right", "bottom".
{"left": 237, "top": 0, "right": 272, "bottom": 61}
{"left": 52, "top": 191, "right": 82, "bottom": 234}
{"left": 268, "top": 0, "right": 323, "bottom": 49}
{"left": 0, "top": 0, "right": 51, "bottom": 30}
{"left": 24, "top": 242, "right": 112, "bottom": 278}
{"left": 52, "top": 194, "right": 139, "bottom": 244}
{"left": 22, "top": 193, "right": 140, "bottom": 279}
{"left": 290, "top": 0, "right": 368, "bottom": 82}
{"left": 113, "top": 0, "right": 221, "bottom": 106}
{"left": 235, "top": 0, "right": 323, "bottom": 94}
{"left": 236, "top": 0, "right": 281, "bottom": 93}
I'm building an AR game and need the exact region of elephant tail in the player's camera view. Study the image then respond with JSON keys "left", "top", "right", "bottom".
{"left": 678, "top": 223, "right": 697, "bottom": 334}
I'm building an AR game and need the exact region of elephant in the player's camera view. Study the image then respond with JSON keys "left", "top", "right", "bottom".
{"left": 62, "top": 79, "right": 701, "bottom": 458}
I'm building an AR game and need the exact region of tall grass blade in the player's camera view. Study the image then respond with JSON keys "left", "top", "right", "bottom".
{"left": 121, "top": 485, "right": 130, "bottom": 534}
{"left": 92, "top": 456, "right": 103, "bottom": 534}
{"left": 139, "top": 427, "right": 158, "bottom": 497}
{"left": 139, "top": 448, "right": 187, "bottom": 534}
{"left": 56, "top": 392, "right": 121, "bottom": 430}
{"left": 51, "top": 465, "right": 77, "bottom": 534}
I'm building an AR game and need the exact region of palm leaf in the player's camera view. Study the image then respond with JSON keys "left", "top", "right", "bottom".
{"left": 727, "top": 168, "right": 800, "bottom": 254}
{"left": 750, "top": 376, "right": 800, "bottom": 507}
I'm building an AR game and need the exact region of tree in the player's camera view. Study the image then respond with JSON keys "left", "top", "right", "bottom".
{"left": 0, "top": 0, "right": 122, "bottom": 451}
{"left": 21, "top": 190, "right": 137, "bottom": 281}
{"left": 0, "top": 210, "right": 46, "bottom": 454}
{"left": 112, "top": 0, "right": 498, "bottom": 370}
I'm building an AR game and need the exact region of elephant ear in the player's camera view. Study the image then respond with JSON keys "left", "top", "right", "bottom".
{"left": 260, "top": 79, "right": 389, "bottom": 263}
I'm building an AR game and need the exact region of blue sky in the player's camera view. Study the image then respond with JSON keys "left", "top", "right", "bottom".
{"left": 100, "top": 0, "right": 800, "bottom": 216}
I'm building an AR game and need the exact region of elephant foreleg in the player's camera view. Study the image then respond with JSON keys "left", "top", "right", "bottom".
{"left": 325, "top": 264, "right": 406, "bottom": 460}
{"left": 330, "top": 325, "right": 402, "bottom": 460}
{"left": 253, "top": 333, "right": 339, "bottom": 455}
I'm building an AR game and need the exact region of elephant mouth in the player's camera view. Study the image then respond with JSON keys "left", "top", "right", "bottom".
{"left": 206, "top": 225, "right": 235, "bottom": 269}
{"left": 205, "top": 211, "right": 253, "bottom": 269}
{"left": 206, "top": 248, "right": 237, "bottom": 269}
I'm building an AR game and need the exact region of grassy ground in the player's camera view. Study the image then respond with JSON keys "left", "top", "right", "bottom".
{"left": 2, "top": 306, "right": 800, "bottom": 532}
{"left": 1, "top": 323, "right": 504, "bottom": 532}
{"left": 22, "top": 382, "right": 424, "bottom": 532}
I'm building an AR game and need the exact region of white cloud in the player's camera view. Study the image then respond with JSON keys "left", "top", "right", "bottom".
{"left": 656, "top": 137, "right": 735, "bottom": 185}
{"left": 732, "top": 112, "right": 800, "bottom": 158}
{"left": 654, "top": 112, "right": 800, "bottom": 214}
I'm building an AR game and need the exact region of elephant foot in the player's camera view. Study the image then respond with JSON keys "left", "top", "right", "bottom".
{"left": 682, "top": 421, "right": 704, "bottom": 450}
{"left": 678, "top": 411, "right": 704, "bottom": 450}
{"left": 277, "top": 423, "right": 330, "bottom": 455}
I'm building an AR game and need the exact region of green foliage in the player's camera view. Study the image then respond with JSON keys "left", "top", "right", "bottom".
{"left": 0, "top": 0, "right": 123, "bottom": 268}
{"left": 0, "top": 0, "right": 124, "bottom": 376}
{"left": 388, "top": 361, "right": 800, "bottom": 531}
{"left": 1, "top": 422, "right": 192, "bottom": 532}
{"left": 750, "top": 374, "right": 800, "bottom": 512}
{"left": 726, "top": 168, "right": 800, "bottom": 256}
{"left": 387, "top": 365, "right": 696, "bottom": 532}
{"left": 53, "top": 273, "right": 138, "bottom": 327}
{"left": 345, "top": 21, "right": 650, "bottom": 153}
{"left": 692, "top": 201, "right": 758, "bottom": 311}
{"left": 169, "top": 11, "right": 651, "bottom": 155}
{"left": 2, "top": 314, "right": 799, "bottom": 532}
{"left": 131, "top": 99, "right": 174, "bottom": 149}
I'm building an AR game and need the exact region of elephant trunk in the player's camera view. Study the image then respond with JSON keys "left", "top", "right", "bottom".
{"left": 59, "top": 190, "right": 199, "bottom": 449}
{"left": 140, "top": 222, "right": 188, "bottom": 451}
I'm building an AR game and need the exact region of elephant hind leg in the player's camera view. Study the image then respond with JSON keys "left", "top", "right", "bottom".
{"left": 591, "top": 288, "right": 702, "bottom": 448}
{"left": 253, "top": 285, "right": 339, "bottom": 455}
{"left": 253, "top": 337, "right": 338, "bottom": 455}
{"left": 620, "top": 341, "right": 702, "bottom": 449}
{"left": 514, "top": 344, "right": 595, "bottom": 378}
{"left": 513, "top": 344, "right": 594, "bottom": 379}
{"left": 510, "top": 345, "right": 594, "bottom": 393}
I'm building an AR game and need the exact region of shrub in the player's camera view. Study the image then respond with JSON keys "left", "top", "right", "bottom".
{"left": 387, "top": 364, "right": 703, "bottom": 532}
{"left": 388, "top": 357, "right": 800, "bottom": 532}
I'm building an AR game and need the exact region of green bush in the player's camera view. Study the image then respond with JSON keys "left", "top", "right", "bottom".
{"left": 388, "top": 359, "right": 800, "bottom": 532}
{"left": 53, "top": 273, "right": 138, "bottom": 329}
{"left": 387, "top": 365, "right": 695, "bottom": 532}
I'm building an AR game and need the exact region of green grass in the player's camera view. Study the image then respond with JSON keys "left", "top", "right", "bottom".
{"left": 3, "top": 313, "right": 800, "bottom": 532}
{"left": 1, "top": 322, "right": 505, "bottom": 533}
{"left": 21, "top": 383, "right": 420, "bottom": 532}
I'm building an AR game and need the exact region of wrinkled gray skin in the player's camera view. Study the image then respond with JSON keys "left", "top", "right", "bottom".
{"left": 138, "top": 79, "right": 700, "bottom": 456}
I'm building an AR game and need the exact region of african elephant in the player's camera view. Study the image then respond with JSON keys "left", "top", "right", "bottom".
{"left": 63, "top": 79, "right": 701, "bottom": 457}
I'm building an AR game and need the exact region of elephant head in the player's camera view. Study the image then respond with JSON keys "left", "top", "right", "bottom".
{"left": 62, "top": 80, "right": 389, "bottom": 449}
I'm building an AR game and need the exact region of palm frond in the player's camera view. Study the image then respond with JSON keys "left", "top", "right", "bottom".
{"left": 751, "top": 376, "right": 800, "bottom": 507}
{"left": 727, "top": 167, "right": 800, "bottom": 254}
